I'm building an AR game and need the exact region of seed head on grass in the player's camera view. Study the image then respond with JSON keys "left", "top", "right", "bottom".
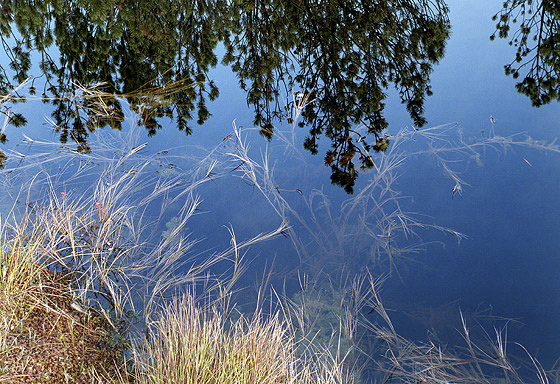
{"left": 131, "top": 291, "right": 353, "bottom": 384}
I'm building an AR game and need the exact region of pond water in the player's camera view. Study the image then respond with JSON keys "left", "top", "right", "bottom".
{"left": 1, "top": 0, "right": 559, "bottom": 379}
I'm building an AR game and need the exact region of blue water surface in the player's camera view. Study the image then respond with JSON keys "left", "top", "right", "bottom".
{"left": 0, "top": 0, "right": 559, "bottom": 373}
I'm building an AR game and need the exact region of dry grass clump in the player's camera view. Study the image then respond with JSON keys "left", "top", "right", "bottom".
{"left": 0, "top": 127, "right": 224, "bottom": 382}
{"left": 0, "top": 124, "right": 346, "bottom": 383}
{"left": 129, "top": 292, "right": 352, "bottom": 384}
{"left": 0, "top": 232, "right": 124, "bottom": 383}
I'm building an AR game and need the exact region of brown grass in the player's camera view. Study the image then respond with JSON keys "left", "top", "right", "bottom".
{"left": 0, "top": 235, "right": 124, "bottom": 383}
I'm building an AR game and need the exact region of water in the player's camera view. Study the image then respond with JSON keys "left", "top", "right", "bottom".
{"left": 1, "top": 0, "right": 559, "bottom": 377}
{"left": 381, "top": 0, "right": 560, "bottom": 367}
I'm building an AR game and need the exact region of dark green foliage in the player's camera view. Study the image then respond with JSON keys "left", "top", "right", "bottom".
{"left": 491, "top": 0, "right": 560, "bottom": 107}
{"left": 223, "top": 0, "right": 450, "bottom": 193}
{"left": 0, "top": 0, "right": 222, "bottom": 146}
{"left": 0, "top": 0, "right": 450, "bottom": 193}
{"left": 8, "top": 112, "right": 26, "bottom": 127}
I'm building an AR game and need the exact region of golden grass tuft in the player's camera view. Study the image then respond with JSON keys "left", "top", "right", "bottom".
{"left": 130, "top": 292, "right": 352, "bottom": 384}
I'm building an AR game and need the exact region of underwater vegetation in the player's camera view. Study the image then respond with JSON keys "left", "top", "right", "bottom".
{"left": 1, "top": 81, "right": 560, "bottom": 382}
{"left": 224, "top": 110, "right": 560, "bottom": 381}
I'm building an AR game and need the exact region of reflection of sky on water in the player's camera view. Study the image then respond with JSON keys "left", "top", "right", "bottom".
{"left": 380, "top": 0, "right": 560, "bottom": 367}
{"left": 0, "top": 0, "right": 559, "bottom": 371}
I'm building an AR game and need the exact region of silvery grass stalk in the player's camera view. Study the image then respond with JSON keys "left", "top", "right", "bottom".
{"left": 353, "top": 272, "right": 551, "bottom": 384}
{"left": 226, "top": 115, "right": 560, "bottom": 277}
{"left": 0, "top": 121, "right": 287, "bottom": 323}
{"left": 226, "top": 122, "right": 470, "bottom": 276}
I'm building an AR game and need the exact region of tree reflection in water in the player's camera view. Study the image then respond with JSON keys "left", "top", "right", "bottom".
{"left": 0, "top": 1, "right": 451, "bottom": 192}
